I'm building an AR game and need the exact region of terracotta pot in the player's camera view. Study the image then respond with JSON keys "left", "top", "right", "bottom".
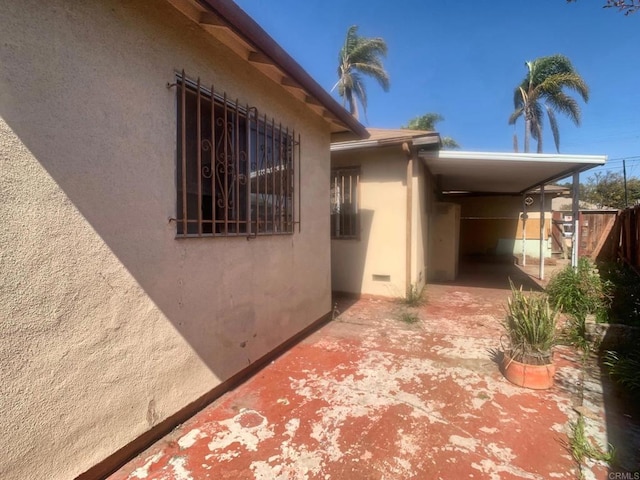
{"left": 502, "top": 353, "right": 555, "bottom": 390}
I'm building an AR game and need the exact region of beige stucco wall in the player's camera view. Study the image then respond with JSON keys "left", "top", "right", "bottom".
{"left": 429, "top": 203, "right": 461, "bottom": 282}
{"left": 0, "top": 2, "right": 332, "bottom": 479}
{"left": 331, "top": 147, "right": 407, "bottom": 297}
{"left": 455, "top": 194, "right": 555, "bottom": 259}
{"left": 411, "top": 159, "right": 436, "bottom": 290}
{"left": 455, "top": 194, "right": 554, "bottom": 218}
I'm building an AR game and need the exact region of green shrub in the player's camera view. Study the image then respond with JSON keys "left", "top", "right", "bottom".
{"left": 599, "top": 262, "right": 640, "bottom": 327}
{"left": 604, "top": 350, "right": 640, "bottom": 393}
{"left": 546, "top": 258, "right": 612, "bottom": 321}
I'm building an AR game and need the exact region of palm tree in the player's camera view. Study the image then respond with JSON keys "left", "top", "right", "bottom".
{"left": 334, "top": 25, "right": 389, "bottom": 120}
{"left": 508, "top": 55, "right": 589, "bottom": 153}
{"left": 404, "top": 113, "right": 460, "bottom": 149}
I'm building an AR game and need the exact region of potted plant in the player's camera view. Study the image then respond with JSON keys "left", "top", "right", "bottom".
{"left": 502, "top": 282, "right": 558, "bottom": 389}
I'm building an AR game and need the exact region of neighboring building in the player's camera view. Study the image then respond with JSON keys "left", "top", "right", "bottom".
{"left": 330, "top": 142, "right": 606, "bottom": 297}
{"left": 0, "top": 1, "right": 365, "bottom": 479}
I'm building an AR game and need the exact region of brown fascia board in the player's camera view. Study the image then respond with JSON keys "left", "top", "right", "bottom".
{"left": 378, "top": 132, "right": 440, "bottom": 147}
{"left": 198, "top": 0, "right": 368, "bottom": 139}
{"left": 332, "top": 132, "right": 441, "bottom": 152}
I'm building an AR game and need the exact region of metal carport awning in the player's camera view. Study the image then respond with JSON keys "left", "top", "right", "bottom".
{"left": 415, "top": 148, "right": 606, "bottom": 195}
{"left": 415, "top": 146, "right": 607, "bottom": 279}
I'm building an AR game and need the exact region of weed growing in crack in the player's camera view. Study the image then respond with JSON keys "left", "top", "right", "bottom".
{"left": 398, "top": 310, "right": 419, "bottom": 324}
{"left": 399, "top": 284, "right": 424, "bottom": 307}
{"left": 569, "top": 414, "right": 615, "bottom": 475}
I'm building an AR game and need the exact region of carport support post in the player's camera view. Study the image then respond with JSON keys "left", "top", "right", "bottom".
{"left": 521, "top": 196, "right": 527, "bottom": 267}
{"left": 403, "top": 142, "right": 413, "bottom": 298}
{"left": 539, "top": 184, "right": 545, "bottom": 280}
{"left": 572, "top": 171, "right": 580, "bottom": 269}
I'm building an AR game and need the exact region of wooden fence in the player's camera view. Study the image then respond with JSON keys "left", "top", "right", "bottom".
{"left": 618, "top": 205, "right": 640, "bottom": 271}
{"left": 584, "top": 205, "right": 640, "bottom": 272}
{"left": 578, "top": 210, "right": 619, "bottom": 261}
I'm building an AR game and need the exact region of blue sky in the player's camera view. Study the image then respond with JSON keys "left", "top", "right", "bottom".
{"left": 233, "top": 0, "right": 640, "bottom": 180}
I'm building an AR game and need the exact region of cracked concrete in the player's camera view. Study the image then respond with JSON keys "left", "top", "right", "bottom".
{"left": 109, "top": 262, "right": 636, "bottom": 480}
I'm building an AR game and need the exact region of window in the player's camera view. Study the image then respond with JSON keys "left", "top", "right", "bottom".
{"left": 174, "top": 72, "right": 299, "bottom": 237}
{"left": 330, "top": 167, "right": 359, "bottom": 238}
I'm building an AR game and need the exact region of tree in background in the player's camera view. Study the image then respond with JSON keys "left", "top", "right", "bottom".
{"left": 404, "top": 113, "right": 460, "bottom": 149}
{"left": 508, "top": 55, "right": 589, "bottom": 153}
{"left": 334, "top": 25, "right": 389, "bottom": 120}
{"left": 582, "top": 171, "right": 640, "bottom": 209}
{"left": 566, "top": 0, "right": 640, "bottom": 15}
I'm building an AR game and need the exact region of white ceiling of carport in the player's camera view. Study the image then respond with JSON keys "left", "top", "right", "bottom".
{"left": 416, "top": 148, "right": 606, "bottom": 194}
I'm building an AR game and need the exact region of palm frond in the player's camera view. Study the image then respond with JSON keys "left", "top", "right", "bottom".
{"left": 529, "top": 54, "right": 576, "bottom": 84}
{"left": 349, "top": 38, "right": 388, "bottom": 61}
{"left": 508, "top": 106, "right": 524, "bottom": 125}
{"left": 442, "top": 137, "right": 460, "bottom": 149}
{"left": 539, "top": 73, "right": 589, "bottom": 102}
{"left": 546, "top": 91, "right": 581, "bottom": 125}
{"left": 405, "top": 113, "right": 445, "bottom": 130}
{"left": 546, "top": 105, "right": 561, "bottom": 153}
{"left": 351, "top": 63, "right": 390, "bottom": 91}
{"left": 512, "top": 86, "right": 527, "bottom": 109}
{"left": 341, "top": 25, "right": 359, "bottom": 57}
{"left": 529, "top": 102, "right": 544, "bottom": 133}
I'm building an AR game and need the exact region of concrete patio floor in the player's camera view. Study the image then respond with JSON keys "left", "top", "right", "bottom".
{"left": 109, "top": 262, "right": 629, "bottom": 480}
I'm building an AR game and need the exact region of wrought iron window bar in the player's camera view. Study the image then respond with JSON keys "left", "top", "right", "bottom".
{"left": 330, "top": 167, "right": 360, "bottom": 239}
{"left": 169, "top": 71, "right": 300, "bottom": 238}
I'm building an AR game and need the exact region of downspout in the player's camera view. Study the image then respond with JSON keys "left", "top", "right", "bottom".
{"left": 403, "top": 142, "right": 413, "bottom": 298}
{"left": 521, "top": 196, "right": 527, "bottom": 267}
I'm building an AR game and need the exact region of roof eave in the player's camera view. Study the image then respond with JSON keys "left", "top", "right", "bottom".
{"left": 196, "top": 0, "right": 368, "bottom": 139}
{"left": 332, "top": 131, "right": 441, "bottom": 152}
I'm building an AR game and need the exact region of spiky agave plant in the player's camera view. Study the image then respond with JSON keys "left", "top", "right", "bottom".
{"left": 504, "top": 281, "right": 558, "bottom": 364}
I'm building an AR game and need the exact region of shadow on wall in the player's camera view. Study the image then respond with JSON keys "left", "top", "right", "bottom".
{"left": 1, "top": 1, "right": 332, "bottom": 478}
{"left": 331, "top": 209, "right": 374, "bottom": 296}
{"left": 460, "top": 219, "right": 520, "bottom": 257}
{"left": 597, "top": 326, "right": 640, "bottom": 473}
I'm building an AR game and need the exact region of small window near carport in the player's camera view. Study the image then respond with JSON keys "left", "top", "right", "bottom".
{"left": 330, "top": 167, "right": 359, "bottom": 239}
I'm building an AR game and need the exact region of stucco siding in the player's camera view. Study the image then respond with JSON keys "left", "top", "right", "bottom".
{"left": 331, "top": 148, "right": 407, "bottom": 297}
{"left": 429, "top": 203, "right": 461, "bottom": 282}
{"left": 1, "top": 1, "right": 331, "bottom": 479}
{"left": 455, "top": 195, "right": 554, "bottom": 259}
{"left": 411, "top": 160, "right": 435, "bottom": 291}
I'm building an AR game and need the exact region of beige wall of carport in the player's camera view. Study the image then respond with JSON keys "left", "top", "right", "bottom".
{"left": 454, "top": 194, "right": 555, "bottom": 258}
{"left": 0, "top": 1, "right": 332, "bottom": 479}
{"left": 331, "top": 147, "right": 409, "bottom": 297}
{"left": 411, "top": 159, "right": 437, "bottom": 291}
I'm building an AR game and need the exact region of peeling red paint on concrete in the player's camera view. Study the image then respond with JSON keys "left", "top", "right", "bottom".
{"left": 110, "top": 268, "right": 614, "bottom": 480}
